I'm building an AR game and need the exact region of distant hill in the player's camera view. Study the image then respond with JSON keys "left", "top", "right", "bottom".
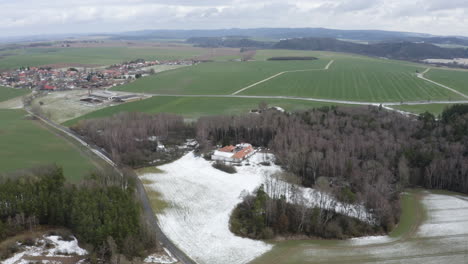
{"left": 113, "top": 27, "right": 433, "bottom": 42}
{"left": 273, "top": 38, "right": 468, "bottom": 60}
{"left": 186, "top": 36, "right": 468, "bottom": 60}
{"left": 186, "top": 37, "right": 270, "bottom": 48}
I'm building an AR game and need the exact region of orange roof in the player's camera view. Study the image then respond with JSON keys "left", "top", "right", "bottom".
{"left": 219, "top": 145, "right": 235, "bottom": 152}
{"left": 232, "top": 146, "right": 254, "bottom": 160}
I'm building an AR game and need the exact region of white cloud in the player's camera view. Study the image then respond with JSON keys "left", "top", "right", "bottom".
{"left": 0, "top": 0, "right": 466, "bottom": 37}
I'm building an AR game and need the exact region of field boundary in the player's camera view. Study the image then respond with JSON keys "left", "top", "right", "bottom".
{"left": 417, "top": 68, "right": 468, "bottom": 99}
{"left": 231, "top": 60, "right": 334, "bottom": 95}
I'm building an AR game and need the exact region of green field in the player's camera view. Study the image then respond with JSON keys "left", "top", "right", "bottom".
{"left": 425, "top": 69, "right": 468, "bottom": 95}
{"left": 111, "top": 60, "right": 329, "bottom": 95}
{"left": 0, "top": 109, "right": 98, "bottom": 182}
{"left": 391, "top": 103, "right": 463, "bottom": 115}
{"left": 0, "top": 86, "right": 29, "bottom": 102}
{"left": 64, "top": 96, "right": 341, "bottom": 126}
{"left": 241, "top": 56, "right": 463, "bottom": 102}
{"left": 0, "top": 46, "right": 205, "bottom": 70}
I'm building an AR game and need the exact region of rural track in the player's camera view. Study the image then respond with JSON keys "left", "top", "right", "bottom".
{"left": 231, "top": 59, "right": 335, "bottom": 95}
{"left": 146, "top": 93, "right": 468, "bottom": 107}
{"left": 24, "top": 107, "right": 197, "bottom": 264}
{"left": 418, "top": 68, "right": 468, "bottom": 99}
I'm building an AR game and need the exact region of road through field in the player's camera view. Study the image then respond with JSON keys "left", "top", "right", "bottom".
{"left": 24, "top": 107, "right": 197, "bottom": 264}
{"left": 418, "top": 68, "right": 468, "bottom": 99}
{"left": 147, "top": 93, "right": 468, "bottom": 107}
{"left": 232, "top": 60, "right": 334, "bottom": 95}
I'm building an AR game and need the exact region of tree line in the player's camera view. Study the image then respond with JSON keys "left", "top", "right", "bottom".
{"left": 0, "top": 165, "right": 157, "bottom": 262}
{"left": 72, "top": 112, "right": 193, "bottom": 168}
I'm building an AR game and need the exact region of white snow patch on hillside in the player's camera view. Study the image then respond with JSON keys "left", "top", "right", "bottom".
{"left": 2, "top": 235, "right": 87, "bottom": 264}
{"left": 141, "top": 152, "right": 278, "bottom": 264}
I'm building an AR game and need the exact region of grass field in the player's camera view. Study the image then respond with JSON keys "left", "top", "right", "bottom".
{"left": 111, "top": 60, "right": 329, "bottom": 95}
{"left": 63, "top": 96, "right": 340, "bottom": 126}
{"left": 0, "top": 46, "right": 205, "bottom": 70}
{"left": 392, "top": 103, "right": 463, "bottom": 115}
{"left": 0, "top": 86, "right": 29, "bottom": 102}
{"left": 425, "top": 69, "right": 468, "bottom": 95}
{"left": 241, "top": 56, "right": 463, "bottom": 102}
{"left": 0, "top": 109, "right": 98, "bottom": 182}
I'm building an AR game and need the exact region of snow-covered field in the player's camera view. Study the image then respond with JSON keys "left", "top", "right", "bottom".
{"left": 141, "top": 153, "right": 277, "bottom": 264}
{"left": 296, "top": 193, "right": 468, "bottom": 264}
{"left": 3, "top": 235, "right": 88, "bottom": 264}
{"left": 141, "top": 152, "right": 377, "bottom": 264}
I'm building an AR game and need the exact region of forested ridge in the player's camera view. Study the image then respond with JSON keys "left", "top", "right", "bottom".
{"left": 196, "top": 105, "right": 468, "bottom": 238}
{"left": 0, "top": 166, "right": 156, "bottom": 262}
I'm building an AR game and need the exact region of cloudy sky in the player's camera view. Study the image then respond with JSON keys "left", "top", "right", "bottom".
{"left": 1, "top": 0, "right": 467, "bottom": 37}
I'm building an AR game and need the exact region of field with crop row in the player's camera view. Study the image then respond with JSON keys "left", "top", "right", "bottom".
{"left": 111, "top": 60, "right": 329, "bottom": 95}
{"left": 64, "top": 96, "right": 340, "bottom": 126}
{"left": 425, "top": 69, "right": 468, "bottom": 95}
{"left": 241, "top": 57, "right": 463, "bottom": 102}
{"left": 0, "top": 109, "right": 98, "bottom": 182}
{"left": 0, "top": 46, "right": 205, "bottom": 70}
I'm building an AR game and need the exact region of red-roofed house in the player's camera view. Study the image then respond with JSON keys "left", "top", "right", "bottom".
{"left": 42, "top": 84, "right": 56, "bottom": 91}
{"left": 212, "top": 143, "right": 255, "bottom": 163}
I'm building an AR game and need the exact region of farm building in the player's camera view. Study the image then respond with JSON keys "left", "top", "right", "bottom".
{"left": 212, "top": 143, "right": 255, "bottom": 163}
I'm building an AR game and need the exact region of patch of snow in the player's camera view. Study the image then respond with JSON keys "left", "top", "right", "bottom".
{"left": 347, "top": 235, "right": 395, "bottom": 246}
{"left": 417, "top": 194, "right": 468, "bottom": 237}
{"left": 144, "top": 248, "right": 178, "bottom": 263}
{"left": 45, "top": 235, "right": 88, "bottom": 256}
{"left": 1, "top": 235, "right": 87, "bottom": 264}
{"left": 2, "top": 252, "right": 26, "bottom": 264}
{"left": 141, "top": 152, "right": 276, "bottom": 264}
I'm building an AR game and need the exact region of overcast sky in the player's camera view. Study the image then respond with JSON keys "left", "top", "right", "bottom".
{"left": 1, "top": 0, "right": 467, "bottom": 37}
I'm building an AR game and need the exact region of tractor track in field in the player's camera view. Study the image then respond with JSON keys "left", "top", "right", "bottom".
{"left": 231, "top": 60, "right": 334, "bottom": 95}
{"left": 417, "top": 68, "right": 468, "bottom": 99}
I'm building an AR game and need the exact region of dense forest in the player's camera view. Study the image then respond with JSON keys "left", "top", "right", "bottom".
{"left": 196, "top": 105, "right": 468, "bottom": 237}
{"left": 0, "top": 165, "right": 157, "bottom": 262}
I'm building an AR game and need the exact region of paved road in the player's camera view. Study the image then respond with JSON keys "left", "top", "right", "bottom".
{"left": 24, "top": 107, "right": 197, "bottom": 264}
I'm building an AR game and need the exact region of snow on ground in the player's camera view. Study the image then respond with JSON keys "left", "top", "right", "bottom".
{"left": 2, "top": 235, "right": 88, "bottom": 264}
{"left": 141, "top": 152, "right": 278, "bottom": 264}
{"left": 141, "top": 152, "right": 378, "bottom": 264}
{"left": 144, "top": 248, "right": 178, "bottom": 264}
{"left": 266, "top": 177, "right": 374, "bottom": 223}
{"left": 347, "top": 235, "right": 395, "bottom": 246}
{"left": 417, "top": 194, "right": 468, "bottom": 237}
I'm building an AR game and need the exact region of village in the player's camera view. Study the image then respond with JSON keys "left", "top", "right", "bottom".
{"left": 0, "top": 58, "right": 194, "bottom": 91}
